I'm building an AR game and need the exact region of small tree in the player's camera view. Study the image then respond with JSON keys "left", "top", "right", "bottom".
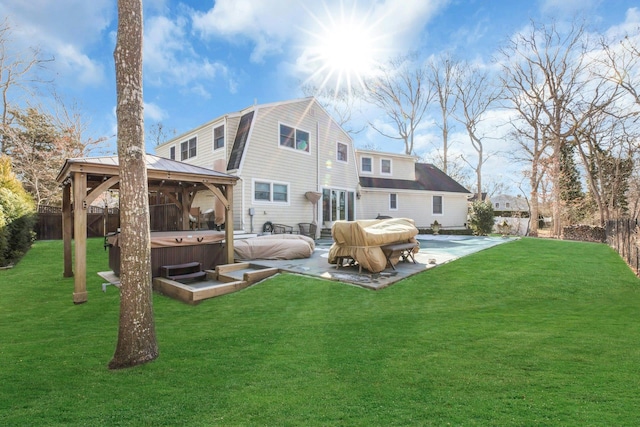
{"left": 0, "top": 155, "right": 35, "bottom": 266}
{"left": 469, "top": 201, "right": 494, "bottom": 236}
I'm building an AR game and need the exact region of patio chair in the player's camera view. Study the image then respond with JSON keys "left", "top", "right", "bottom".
{"left": 298, "top": 223, "right": 317, "bottom": 239}
{"left": 272, "top": 224, "right": 294, "bottom": 234}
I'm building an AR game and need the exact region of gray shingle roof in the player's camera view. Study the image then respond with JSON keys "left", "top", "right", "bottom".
{"left": 360, "top": 163, "right": 470, "bottom": 194}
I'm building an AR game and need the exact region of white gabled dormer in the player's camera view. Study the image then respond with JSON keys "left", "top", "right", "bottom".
{"left": 355, "top": 149, "right": 417, "bottom": 180}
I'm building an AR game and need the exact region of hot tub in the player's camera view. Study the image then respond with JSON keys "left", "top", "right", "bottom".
{"left": 107, "top": 230, "right": 226, "bottom": 277}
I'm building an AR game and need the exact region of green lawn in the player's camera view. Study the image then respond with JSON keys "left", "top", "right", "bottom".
{"left": 1, "top": 237, "right": 639, "bottom": 426}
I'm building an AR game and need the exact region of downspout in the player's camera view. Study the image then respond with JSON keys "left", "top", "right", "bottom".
{"left": 316, "top": 120, "right": 321, "bottom": 225}
{"left": 238, "top": 177, "right": 245, "bottom": 232}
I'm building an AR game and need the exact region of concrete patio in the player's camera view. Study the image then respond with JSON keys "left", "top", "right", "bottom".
{"left": 249, "top": 235, "right": 515, "bottom": 290}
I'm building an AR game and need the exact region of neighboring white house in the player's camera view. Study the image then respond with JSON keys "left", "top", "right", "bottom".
{"left": 356, "top": 150, "right": 471, "bottom": 229}
{"left": 492, "top": 194, "right": 531, "bottom": 235}
{"left": 155, "top": 97, "right": 471, "bottom": 235}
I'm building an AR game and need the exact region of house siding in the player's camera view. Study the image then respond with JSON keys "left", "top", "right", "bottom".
{"left": 238, "top": 99, "right": 357, "bottom": 232}
{"left": 357, "top": 150, "right": 417, "bottom": 180}
{"left": 358, "top": 190, "right": 469, "bottom": 229}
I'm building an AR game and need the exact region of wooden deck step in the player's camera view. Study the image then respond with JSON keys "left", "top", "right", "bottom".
{"left": 152, "top": 277, "right": 250, "bottom": 304}
{"left": 152, "top": 263, "right": 279, "bottom": 304}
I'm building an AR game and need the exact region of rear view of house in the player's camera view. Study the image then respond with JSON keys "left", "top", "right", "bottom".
{"left": 155, "top": 97, "right": 471, "bottom": 236}
{"left": 155, "top": 97, "right": 360, "bottom": 236}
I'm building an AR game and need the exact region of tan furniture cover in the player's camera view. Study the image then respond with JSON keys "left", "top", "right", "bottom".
{"left": 328, "top": 218, "right": 419, "bottom": 273}
{"left": 234, "top": 234, "right": 315, "bottom": 260}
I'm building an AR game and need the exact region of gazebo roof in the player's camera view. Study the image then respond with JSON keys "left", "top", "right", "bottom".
{"left": 56, "top": 153, "right": 238, "bottom": 187}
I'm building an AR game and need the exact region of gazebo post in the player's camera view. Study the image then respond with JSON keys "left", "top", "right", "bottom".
{"left": 224, "top": 184, "right": 234, "bottom": 264}
{"left": 181, "top": 187, "right": 191, "bottom": 230}
{"left": 72, "top": 171, "right": 88, "bottom": 304}
{"left": 62, "top": 183, "right": 73, "bottom": 277}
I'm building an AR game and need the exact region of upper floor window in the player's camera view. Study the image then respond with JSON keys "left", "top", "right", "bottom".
{"left": 213, "top": 125, "right": 224, "bottom": 150}
{"left": 495, "top": 203, "right": 500, "bottom": 208}
{"left": 181, "top": 137, "right": 197, "bottom": 160}
{"left": 389, "top": 193, "right": 398, "bottom": 210}
{"left": 169, "top": 146, "right": 176, "bottom": 160}
{"left": 279, "top": 124, "right": 309, "bottom": 152}
{"left": 337, "top": 142, "right": 348, "bottom": 162}
{"left": 381, "top": 158, "right": 392, "bottom": 175}
{"left": 254, "top": 180, "right": 289, "bottom": 204}
{"left": 361, "top": 157, "right": 372, "bottom": 173}
{"left": 433, "top": 195, "right": 443, "bottom": 215}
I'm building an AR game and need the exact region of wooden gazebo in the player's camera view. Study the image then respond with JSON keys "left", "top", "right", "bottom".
{"left": 56, "top": 154, "right": 239, "bottom": 304}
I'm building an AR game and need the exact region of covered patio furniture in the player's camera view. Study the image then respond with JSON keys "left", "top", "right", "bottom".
{"left": 328, "top": 218, "right": 419, "bottom": 273}
{"left": 234, "top": 234, "right": 315, "bottom": 260}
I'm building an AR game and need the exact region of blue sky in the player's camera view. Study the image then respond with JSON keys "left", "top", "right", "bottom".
{"left": 1, "top": 0, "right": 638, "bottom": 190}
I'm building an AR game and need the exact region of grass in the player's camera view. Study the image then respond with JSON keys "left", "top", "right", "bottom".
{"left": 1, "top": 237, "right": 639, "bottom": 426}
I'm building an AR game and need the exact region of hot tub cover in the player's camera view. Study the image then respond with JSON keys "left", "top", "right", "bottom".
{"left": 328, "top": 218, "right": 419, "bottom": 273}
{"left": 234, "top": 234, "right": 315, "bottom": 260}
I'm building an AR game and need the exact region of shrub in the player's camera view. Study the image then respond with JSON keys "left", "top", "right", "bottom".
{"left": 0, "top": 157, "right": 36, "bottom": 267}
{"left": 468, "top": 201, "right": 494, "bottom": 236}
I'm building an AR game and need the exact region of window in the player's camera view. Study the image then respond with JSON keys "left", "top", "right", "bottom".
{"left": 169, "top": 146, "right": 176, "bottom": 160}
{"left": 273, "top": 184, "right": 288, "bottom": 202}
{"left": 381, "top": 158, "right": 392, "bottom": 174}
{"left": 495, "top": 203, "right": 500, "bottom": 208}
{"left": 279, "top": 124, "right": 309, "bottom": 152}
{"left": 180, "top": 137, "right": 197, "bottom": 160}
{"left": 254, "top": 182, "right": 271, "bottom": 201}
{"left": 361, "top": 157, "right": 372, "bottom": 173}
{"left": 213, "top": 125, "right": 224, "bottom": 150}
{"left": 506, "top": 202, "right": 511, "bottom": 208}
{"left": 254, "top": 180, "right": 289, "bottom": 204}
{"left": 389, "top": 193, "right": 398, "bottom": 210}
{"left": 337, "top": 142, "right": 348, "bottom": 162}
{"left": 433, "top": 195, "right": 443, "bottom": 215}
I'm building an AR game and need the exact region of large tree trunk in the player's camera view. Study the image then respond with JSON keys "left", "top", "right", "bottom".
{"left": 109, "top": 0, "right": 158, "bottom": 370}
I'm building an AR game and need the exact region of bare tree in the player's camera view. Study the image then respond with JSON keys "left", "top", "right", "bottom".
{"left": 301, "top": 85, "right": 365, "bottom": 136}
{"left": 499, "top": 62, "right": 552, "bottom": 236}
{"left": 0, "top": 18, "right": 52, "bottom": 154}
{"left": 148, "top": 122, "right": 176, "bottom": 147}
{"left": 363, "top": 55, "right": 435, "bottom": 155}
{"left": 4, "top": 95, "right": 107, "bottom": 206}
{"left": 423, "top": 151, "right": 472, "bottom": 190}
{"left": 597, "top": 31, "right": 640, "bottom": 106}
{"left": 427, "top": 54, "right": 460, "bottom": 174}
{"left": 454, "top": 62, "right": 502, "bottom": 201}
{"left": 498, "top": 21, "right": 615, "bottom": 236}
{"left": 573, "top": 110, "right": 636, "bottom": 224}
{"left": 109, "top": 0, "right": 158, "bottom": 370}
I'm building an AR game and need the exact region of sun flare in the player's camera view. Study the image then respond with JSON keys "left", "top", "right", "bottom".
{"left": 303, "top": 2, "right": 386, "bottom": 96}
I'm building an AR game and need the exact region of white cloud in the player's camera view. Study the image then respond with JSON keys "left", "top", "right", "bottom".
{"left": 144, "top": 102, "right": 168, "bottom": 122}
{"left": 0, "top": 0, "right": 113, "bottom": 87}
{"left": 192, "top": 0, "right": 450, "bottom": 65}
{"left": 540, "top": 0, "right": 602, "bottom": 17}
{"left": 144, "top": 14, "right": 235, "bottom": 97}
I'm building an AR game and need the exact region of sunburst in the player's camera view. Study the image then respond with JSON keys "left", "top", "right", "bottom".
{"left": 301, "top": 1, "right": 389, "bottom": 97}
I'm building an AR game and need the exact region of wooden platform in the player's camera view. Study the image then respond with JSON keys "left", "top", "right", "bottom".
{"left": 152, "top": 262, "right": 278, "bottom": 304}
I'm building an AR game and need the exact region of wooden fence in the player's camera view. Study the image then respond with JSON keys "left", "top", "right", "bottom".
{"left": 36, "top": 203, "right": 182, "bottom": 240}
{"left": 36, "top": 205, "right": 121, "bottom": 240}
{"left": 605, "top": 219, "right": 639, "bottom": 275}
